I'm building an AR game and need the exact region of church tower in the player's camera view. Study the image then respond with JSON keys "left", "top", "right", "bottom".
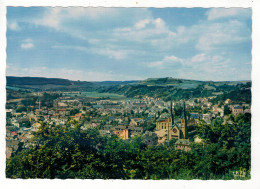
{"left": 181, "top": 101, "right": 188, "bottom": 139}
{"left": 170, "top": 96, "right": 174, "bottom": 126}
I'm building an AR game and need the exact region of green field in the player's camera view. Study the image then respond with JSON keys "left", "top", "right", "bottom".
{"left": 81, "top": 92, "right": 126, "bottom": 99}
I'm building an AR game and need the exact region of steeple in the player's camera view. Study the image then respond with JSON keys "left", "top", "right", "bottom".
{"left": 182, "top": 101, "right": 188, "bottom": 139}
{"left": 183, "top": 101, "right": 186, "bottom": 125}
{"left": 170, "top": 96, "right": 174, "bottom": 126}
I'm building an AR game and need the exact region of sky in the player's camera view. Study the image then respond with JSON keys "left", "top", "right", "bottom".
{"left": 6, "top": 7, "right": 252, "bottom": 81}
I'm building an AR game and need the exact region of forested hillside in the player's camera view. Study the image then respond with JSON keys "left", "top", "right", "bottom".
{"left": 6, "top": 76, "right": 251, "bottom": 103}
{"left": 7, "top": 76, "right": 73, "bottom": 86}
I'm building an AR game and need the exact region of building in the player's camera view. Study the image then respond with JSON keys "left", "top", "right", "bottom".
{"left": 155, "top": 113, "right": 173, "bottom": 130}
{"left": 232, "top": 105, "right": 244, "bottom": 115}
{"left": 181, "top": 113, "right": 202, "bottom": 126}
{"left": 128, "top": 126, "right": 143, "bottom": 137}
{"left": 174, "top": 139, "right": 191, "bottom": 151}
{"left": 202, "top": 114, "right": 211, "bottom": 124}
{"left": 225, "top": 99, "right": 231, "bottom": 104}
{"left": 129, "top": 118, "right": 143, "bottom": 126}
{"left": 155, "top": 101, "right": 189, "bottom": 145}
{"left": 112, "top": 129, "right": 129, "bottom": 140}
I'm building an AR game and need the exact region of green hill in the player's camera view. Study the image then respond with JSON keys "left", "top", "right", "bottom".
{"left": 6, "top": 76, "right": 251, "bottom": 103}
{"left": 7, "top": 76, "right": 73, "bottom": 86}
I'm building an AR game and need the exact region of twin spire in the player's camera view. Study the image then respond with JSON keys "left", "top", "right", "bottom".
{"left": 170, "top": 96, "right": 174, "bottom": 125}
{"left": 170, "top": 97, "right": 186, "bottom": 125}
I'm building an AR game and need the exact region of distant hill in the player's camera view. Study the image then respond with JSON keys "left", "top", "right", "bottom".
{"left": 140, "top": 77, "right": 202, "bottom": 88}
{"left": 6, "top": 76, "right": 251, "bottom": 103}
{"left": 95, "top": 77, "right": 251, "bottom": 102}
{"left": 7, "top": 76, "right": 73, "bottom": 86}
{"left": 92, "top": 80, "right": 139, "bottom": 86}
{"left": 6, "top": 76, "right": 250, "bottom": 87}
{"left": 140, "top": 77, "right": 250, "bottom": 87}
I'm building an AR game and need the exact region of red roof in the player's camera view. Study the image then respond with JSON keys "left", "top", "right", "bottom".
{"left": 11, "top": 131, "right": 18, "bottom": 136}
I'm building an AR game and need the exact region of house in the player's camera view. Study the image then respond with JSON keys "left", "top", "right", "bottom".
{"left": 112, "top": 125, "right": 127, "bottom": 131}
{"left": 70, "top": 113, "right": 83, "bottom": 121}
{"left": 129, "top": 118, "right": 143, "bottom": 126}
{"left": 57, "top": 109, "right": 67, "bottom": 116}
{"left": 174, "top": 139, "right": 191, "bottom": 151}
{"left": 11, "top": 131, "right": 18, "bottom": 138}
{"left": 112, "top": 129, "right": 129, "bottom": 140}
{"left": 128, "top": 126, "right": 143, "bottom": 137}
{"left": 99, "top": 129, "right": 112, "bottom": 137}
{"left": 187, "top": 113, "right": 203, "bottom": 125}
{"left": 225, "top": 99, "right": 231, "bottom": 104}
{"left": 6, "top": 146, "right": 12, "bottom": 159}
{"left": 57, "top": 102, "right": 68, "bottom": 108}
{"left": 194, "top": 136, "right": 203, "bottom": 143}
{"left": 90, "top": 122, "right": 98, "bottom": 128}
{"left": 212, "top": 105, "right": 224, "bottom": 117}
{"left": 32, "top": 122, "right": 41, "bottom": 132}
{"left": 244, "top": 109, "right": 251, "bottom": 114}
{"left": 202, "top": 114, "right": 211, "bottom": 124}
{"left": 232, "top": 105, "right": 243, "bottom": 115}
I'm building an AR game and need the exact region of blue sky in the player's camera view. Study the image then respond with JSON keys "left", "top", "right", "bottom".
{"left": 6, "top": 7, "right": 251, "bottom": 81}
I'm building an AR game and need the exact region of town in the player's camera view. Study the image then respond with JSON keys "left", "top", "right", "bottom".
{"left": 6, "top": 87, "right": 251, "bottom": 158}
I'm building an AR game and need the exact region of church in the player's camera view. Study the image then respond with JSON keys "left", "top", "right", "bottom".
{"left": 155, "top": 101, "right": 190, "bottom": 150}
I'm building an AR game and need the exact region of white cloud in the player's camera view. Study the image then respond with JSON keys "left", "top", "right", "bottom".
{"left": 37, "top": 8, "right": 61, "bottom": 29}
{"left": 174, "top": 54, "right": 246, "bottom": 81}
{"left": 146, "top": 53, "right": 237, "bottom": 81}
{"left": 29, "top": 8, "right": 251, "bottom": 65}
{"left": 6, "top": 65, "right": 143, "bottom": 81}
{"left": 187, "top": 54, "right": 233, "bottom": 77}
{"left": 20, "top": 38, "right": 34, "bottom": 49}
{"left": 33, "top": 7, "right": 147, "bottom": 37}
{"left": 135, "top": 19, "right": 150, "bottom": 29}
{"left": 194, "top": 20, "right": 250, "bottom": 51}
{"left": 34, "top": 8, "right": 118, "bottom": 30}
{"left": 21, "top": 43, "right": 34, "bottom": 49}
{"left": 91, "top": 48, "right": 127, "bottom": 60}
{"left": 148, "top": 61, "right": 163, "bottom": 68}
{"left": 52, "top": 45, "right": 133, "bottom": 60}
{"left": 113, "top": 17, "right": 176, "bottom": 45}
{"left": 206, "top": 8, "right": 251, "bottom": 20}
{"left": 147, "top": 55, "right": 183, "bottom": 68}
{"left": 8, "top": 21, "right": 20, "bottom": 31}
{"left": 22, "top": 38, "right": 33, "bottom": 43}
{"left": 164, "top": 56, "right": 184, "bottom": 63}
{"left": 191, "top": 54, "right": 207, "bottom": 62}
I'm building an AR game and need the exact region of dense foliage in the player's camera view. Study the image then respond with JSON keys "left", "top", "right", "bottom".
{"left": 97, "top": 82, "right": 251, "bottom": 103}
{"left": 210, "top": 88, "right": 251, "bottom": 104}
{"left": 6, "top": 114, "right": 250, "bottom": 179}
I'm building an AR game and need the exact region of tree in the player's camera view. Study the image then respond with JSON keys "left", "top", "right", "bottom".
{"left": 7, "top": 113, "right": 251, "bottom": 179}
{"left": 142, "top": 122, "right": 156, "bottom": 132}
{"left": 70, "top": 108, "right": 80, "bottom": 116}
{"left": 224, "top": 105, "right": 232, "bottom": 115}
{"left": 162, "top": 108, "right": 169, "bottom": 113}
{"left": 174, "top": 105, "right": 183, "bottom": 117}
{"left": 16, "top": 106, "right": 27, "bottom": 113}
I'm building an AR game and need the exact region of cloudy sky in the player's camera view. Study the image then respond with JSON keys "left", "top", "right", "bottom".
{"left": 6, "top": 7, "right": 251, "bottom": 81}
